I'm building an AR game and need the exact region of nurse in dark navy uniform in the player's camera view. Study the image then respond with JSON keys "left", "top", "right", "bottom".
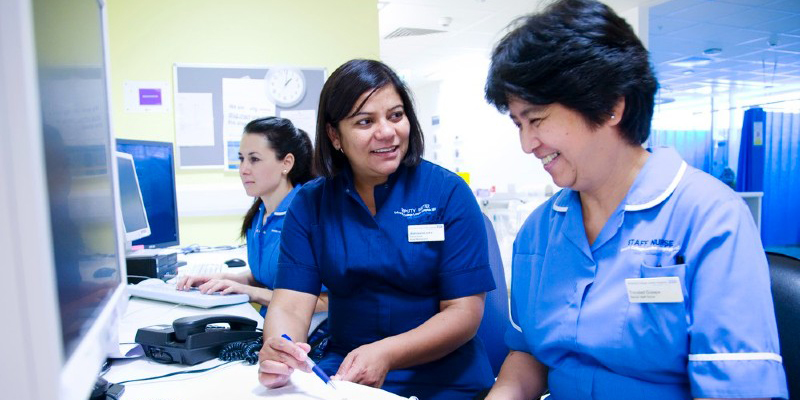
{"left": 257, "top": 59, "right": 496, "bottom": 399}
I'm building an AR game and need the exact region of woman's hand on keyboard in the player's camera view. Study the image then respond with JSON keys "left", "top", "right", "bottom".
{"left": 174, "top": 273, "right": 227, "bottom": 291}
{"left": 196, "top": 278, "right": 252, "bottom": 296}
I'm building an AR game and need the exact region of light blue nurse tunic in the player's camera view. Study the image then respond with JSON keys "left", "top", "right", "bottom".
{"left": 507, "top": 147, "right": 788, "bottom": 399}
{"left": 246, "top": 184, "right": 301, "bottom": 317}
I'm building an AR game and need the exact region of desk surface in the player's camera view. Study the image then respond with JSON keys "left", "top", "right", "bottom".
{"left": 109, "top": 250, "right": 408, "bottom": 399}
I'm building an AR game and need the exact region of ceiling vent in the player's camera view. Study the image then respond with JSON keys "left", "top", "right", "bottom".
{"left": 384, "top": 27, "right": 446, "bottom": 39}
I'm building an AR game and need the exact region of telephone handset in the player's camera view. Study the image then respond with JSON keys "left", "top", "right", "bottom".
{"left": 135, "top": 314, "right": 261, "bottom": 365}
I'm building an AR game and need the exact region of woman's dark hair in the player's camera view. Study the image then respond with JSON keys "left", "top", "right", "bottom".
{"left": 240, "top": 116, "right": 313, "bottom": 238}
{"left": 485, "top": 0, "right": 658, "bottom": 145}
{"left": 314, "top": 59, "right": 424, "bottom": 178}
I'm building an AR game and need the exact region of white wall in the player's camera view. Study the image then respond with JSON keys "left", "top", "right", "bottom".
{"left": 413, "top": 58, "right": 553, "bottom": 196}
{"left": 409, "top": 57, "right": 554, "bottom": 286}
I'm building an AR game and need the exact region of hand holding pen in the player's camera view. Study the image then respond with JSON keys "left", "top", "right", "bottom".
{"left": 257, "top": 334, "right": 313, "bottom": 389}
{"left": 282, "top": 334, "right": 339, "bottom": 390}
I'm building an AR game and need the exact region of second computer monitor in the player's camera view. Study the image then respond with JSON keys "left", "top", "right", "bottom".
{"left": 116, "top": 152, "right": 151, "bottom": 242}
{"left": 116, "top": 139, "right": 180, "bottom": 248}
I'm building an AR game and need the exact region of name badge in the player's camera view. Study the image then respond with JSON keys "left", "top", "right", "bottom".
{"left": 625, "top": 277, "right": 683, "bottom": 303}
{"left": 408, "top": 224, "right": 445, "bottom": 242}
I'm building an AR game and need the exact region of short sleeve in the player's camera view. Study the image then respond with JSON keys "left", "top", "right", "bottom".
{"left": 275, "top": 187, "right": 323, "bottom": 296}
{"left": 437, "top": 176, "right": 495, "bottom": 300}
{"left": 686, "top": 197, "right": 788, "bottom": 399}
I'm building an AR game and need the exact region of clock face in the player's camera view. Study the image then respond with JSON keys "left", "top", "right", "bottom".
{"left": 264, "top": 68, "right": 306, "bottom": 107}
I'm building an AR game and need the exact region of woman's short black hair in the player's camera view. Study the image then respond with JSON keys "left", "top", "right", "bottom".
{"left": 240, "top": 116, "right": 314, "bottom": 238}
{"left": 485, "top": 0, "right": 658, "bottom": 145}
{"left": 314, "top": 59, "right": 424, "bottom": 178}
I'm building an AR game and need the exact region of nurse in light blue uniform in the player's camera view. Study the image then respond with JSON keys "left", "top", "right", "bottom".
{"left": 483, "top": 1, "right": 788, "bottom": 399}
{"left": 176, "top": 117, "right": 328, "bottom": 317}
{"left": 257, "top": 60, "right": 495, "bottom": 400}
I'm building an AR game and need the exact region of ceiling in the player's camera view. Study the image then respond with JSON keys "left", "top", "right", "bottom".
{"left": 379, "top": 0, "right": 800, "bottom": 110}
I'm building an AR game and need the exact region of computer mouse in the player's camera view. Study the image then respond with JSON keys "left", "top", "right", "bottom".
{"left": 224, "top": 258, "right": 247, "bottom": 267}
{"left": 137, "top": 278, "right": 168, "bottom": 286}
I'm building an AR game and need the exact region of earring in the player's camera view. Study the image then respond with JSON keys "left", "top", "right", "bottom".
{"left": 610, "top": 113, "right": 616, "bottom": 119}
{"left": 282, "top": 169, "right": 287, "bottom": 174}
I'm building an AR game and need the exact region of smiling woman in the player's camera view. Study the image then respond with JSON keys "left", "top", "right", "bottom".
{"left": 257, "top": 59, "right": 496, "bottom": 400}
{"left": 483, "top": 0, "right": 788, "bottom": 399}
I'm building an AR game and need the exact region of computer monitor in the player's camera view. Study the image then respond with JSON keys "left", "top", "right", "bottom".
{"left": 116, "top": 139, "right": 180, "bottom": 248}
{"left": 116, "top": 152, "right": 151, "bottom": 243}
{"left": 0, "top": 0, "right": 129, "bottom": 399}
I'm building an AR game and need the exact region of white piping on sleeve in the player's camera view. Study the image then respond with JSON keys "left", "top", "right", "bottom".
{"left": 625, "top": 161, "right": 687, "bottom": 211}
{"left": 509, "top": 295, "right": 522, "bottom": 332}
{"left": 552, "top": 204, "right": 568, "bottom": 213}
{"left": 688, "top": 352, "right": 783, "bottom": 362}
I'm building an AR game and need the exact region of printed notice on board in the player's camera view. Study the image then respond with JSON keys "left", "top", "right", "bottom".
{"left": 175, "top": 93, "right": 214, "bottom": 147}
{"left": 222, "top": 78, "right": 276, "bottom": 139}
{"left": 279, "top": 109, "right": 317, "bottom": 144}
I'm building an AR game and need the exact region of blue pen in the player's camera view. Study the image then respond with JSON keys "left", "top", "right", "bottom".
{"left": 281, "top": 334, "right": 338, "bottom": 390}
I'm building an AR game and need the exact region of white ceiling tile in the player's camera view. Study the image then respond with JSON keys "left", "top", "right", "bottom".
{"left": 650, "top": 0, "right": 708, "bottom": 16}
{"left": 650, "top": 16, "right": 701, "bottom": 34}
{"left": 752, "top": 14, "right": 800, "bottom": 33}
{"left": 670, "top": 1, "right": 751, "bottom": 20}
{"left": 763, "top": 0, "right": 800, "bottom": 13}
{"left": 713, "top": 8, "right": 792, "bottom": 28}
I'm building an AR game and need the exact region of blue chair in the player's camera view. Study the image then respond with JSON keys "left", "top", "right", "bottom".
{"left": 477, "top": 214, "right": 510, "bottom": 376}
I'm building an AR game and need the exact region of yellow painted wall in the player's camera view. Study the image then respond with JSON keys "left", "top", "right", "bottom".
{"left": 107, "top": 0, "right": 379, "bottom": 246}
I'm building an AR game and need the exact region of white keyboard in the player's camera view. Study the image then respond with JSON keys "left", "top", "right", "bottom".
{"left": 128, "top": 279, "right": 250, "bottom": 308}
{"left": 179, "top": 262, "right": 227, "bottom": 276}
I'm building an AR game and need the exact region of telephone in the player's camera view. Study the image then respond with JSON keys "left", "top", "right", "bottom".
{"left": 135, "top": 314, "right": 261, "bottom": 365}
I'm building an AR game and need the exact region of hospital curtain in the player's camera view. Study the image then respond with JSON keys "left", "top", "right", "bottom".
{"left": 736, "top": 107, "right": 767, "bottom": 192}
{"left": 761, "top": 112, "right": 800, "bottom": 247}
{"left": 648, "top": 129, "right": 712, "bottom": 173}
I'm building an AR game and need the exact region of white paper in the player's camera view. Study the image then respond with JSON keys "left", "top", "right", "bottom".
{"left": 222, "top": 78, "right": 276, "bottom": 139}
{"left": 175, "top": 93, "right": 215, "bottom": 147}
{"left": 113, "top": 362, "right": 411, "bottom": 400}
{"left": 279, "top": 109, "right": 318, "bottom": 143}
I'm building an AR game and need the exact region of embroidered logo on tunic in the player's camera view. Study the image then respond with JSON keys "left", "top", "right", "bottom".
{"left": 621, "top": 238, "right": 680, "bottom": 253}
{"left": 394, "top": 203, "right": 437, "bottom": 218}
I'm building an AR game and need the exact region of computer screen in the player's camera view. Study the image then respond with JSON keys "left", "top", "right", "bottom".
{"left": 0, "top": 0, "right": 129, "bottom": 399}
{"left": 116, "top": 139, "right": 180, "bottom": 248}
{"left": 116, "top": 152, "right": 151, "bottom": 242}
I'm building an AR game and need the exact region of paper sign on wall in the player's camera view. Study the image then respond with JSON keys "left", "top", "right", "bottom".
{"left": 279, "top": 109, "right": 317, "bottom": 144}
{"left": 222, "top": 78, "right": 276, "bottom": 140}
{"left": 175, "top": 93, "right": 214, "bottom": 147}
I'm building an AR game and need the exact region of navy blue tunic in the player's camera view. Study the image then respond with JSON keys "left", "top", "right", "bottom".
{"left": 276, "top": 160, "right": 495, "bottom": 399}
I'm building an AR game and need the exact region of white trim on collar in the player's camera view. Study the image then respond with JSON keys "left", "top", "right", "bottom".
{"left": 551, "top": 189, "right": 571, "bottom": 212}
{"left": 273, "top": 211, "right": 287, "bottom": 216}
{"left": 625, "top": 161, "right": 687, "bottom": 212}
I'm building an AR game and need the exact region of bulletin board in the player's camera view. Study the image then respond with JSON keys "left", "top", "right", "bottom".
{"left": 172, "top": 63, "right": 325, "bottom": 169}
